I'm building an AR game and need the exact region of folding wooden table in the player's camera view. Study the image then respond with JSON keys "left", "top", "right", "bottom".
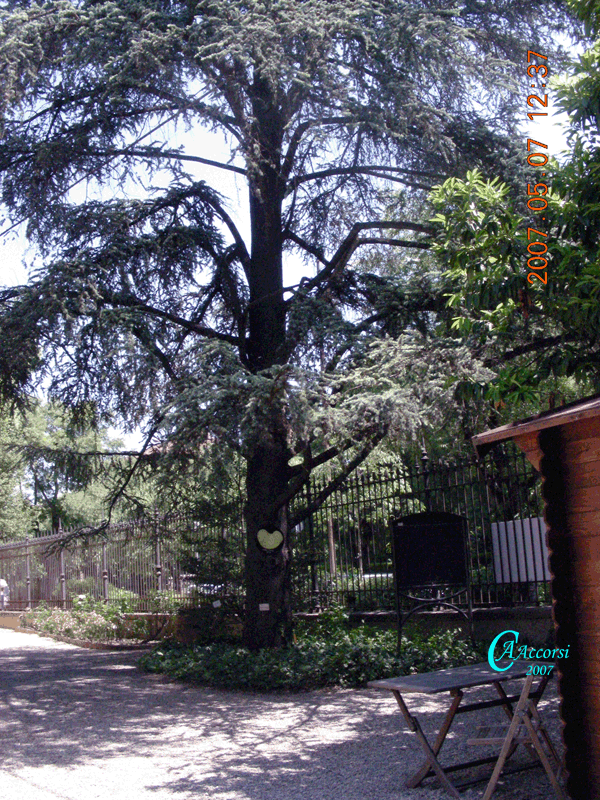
{"left": 369, "top": 661, "right": 559, "bottom": 799}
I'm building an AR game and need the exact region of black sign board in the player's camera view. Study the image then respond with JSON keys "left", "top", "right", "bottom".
{"left": 391, "top": 511, "right": 468, "bottom": 588}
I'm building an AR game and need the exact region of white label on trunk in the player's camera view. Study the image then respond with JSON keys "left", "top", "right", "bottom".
{"left": 212, "top": 600, "right": 221, "bottom": 608}
{"left": 259, "top": 603, "right": 270, "bottom": 611}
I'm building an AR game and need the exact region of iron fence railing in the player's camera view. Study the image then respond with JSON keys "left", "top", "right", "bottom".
{"left": 0, "top": 444, "right": 548, "bottom": 612}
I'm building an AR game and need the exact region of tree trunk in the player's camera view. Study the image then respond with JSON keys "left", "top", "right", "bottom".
{"left": 242, "top": 87, "right": 292, "bottom": 649}
{"left": 243, "top": 416, "right": 293, "bottom": 650}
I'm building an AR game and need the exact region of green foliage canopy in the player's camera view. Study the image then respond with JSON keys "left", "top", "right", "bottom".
{"left": 0, "top": 0, "right": 574, "bottom": 461}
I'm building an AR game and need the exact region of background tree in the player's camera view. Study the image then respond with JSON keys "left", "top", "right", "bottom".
{"left": 0, "top": 408, "right": 34, "bottom": 540}
{"left": 549, "top": 0, "right": 600, "bottom": 378}
{"left": 0, "top": 0, "right": 575, "bottom": 648}
{"left": 428, "top": 172, "right": 592, "bottom": 409}
{"left": 428, "top": 0, "right": 600, "bottom": 412}
{"left": 0, "top": 401, "right": 123, "bottom": 534}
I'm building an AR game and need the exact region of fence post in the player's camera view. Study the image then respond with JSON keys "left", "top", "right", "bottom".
{"left": 59, "top": 550, "right": 66, "bottom": 608}
{"left": 25, "top": 538, "right": 32, "bottom": 608}
{"left": 327, "top": 515, "right": 337, "bottom": 578}
{"left": 155, "top": 540, "right": 163, "bottom": 593}
{"left": 102, "top": 541, "right": 109, "bottom": 602}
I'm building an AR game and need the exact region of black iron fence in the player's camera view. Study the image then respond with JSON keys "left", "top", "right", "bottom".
{"left": 291, "top": 445, "right": 548, "bottom": 612}
{"left": 0, "top": 512, "right": 243, "bottom": 612}
{"left": 0, "top": 444, "right": 549, "bottom": 612}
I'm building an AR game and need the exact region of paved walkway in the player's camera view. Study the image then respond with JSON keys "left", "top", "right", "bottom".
{"left": 0, "top": 629, "right": 562, "bottom": 799}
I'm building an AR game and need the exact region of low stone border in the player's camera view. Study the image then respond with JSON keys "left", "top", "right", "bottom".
{"left": 0, "top": 611, "right": 24, "bottom": 630}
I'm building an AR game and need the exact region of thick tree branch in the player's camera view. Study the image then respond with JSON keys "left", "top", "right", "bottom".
{"left": 323, "top": 313, "right": 388, "bottom": 373}
{"left": 483, "top": 334, "right": 578, "bottom": 366}
{"left": 268, "top": 438, "right": 357, "bottom": 518}
{"left": 297, "top": 221, "right": 433, "bottom": 295}
{"left": 96, "top": 148, "right": 247, "bottom": 176}
{"left": 105, "top": 418, "right": 166, "bottom": 520}
{"left": 280, "top": 116, "right": 358, "bottom": 182}
{"left": 104, "top": 292, "right": 242, "bottom": 346}
{"left": 357, "top": 237, "right": 431, "bottom": 250}
{"left": 288, "top": 164, "right": 444, "bottom": 194}
{"left": 134, "top": 84, "right": 241, "bottom": 135}
{"left": 288, "top": 432, "right": 386, "bottom": 528}
{"left": 202, "top": 196, "right": 251, "bottom": 276}
{"left": 131, "top": 326, "right": 179, "bottom": 383}
{"left": 10, "top": 444, "right": 153, "bottom": 458}
{"left": 284, "top": 230, "right": 330, "bottom": 267}
{"left": 2, "top": 112, "right": 182, "bottom": 238}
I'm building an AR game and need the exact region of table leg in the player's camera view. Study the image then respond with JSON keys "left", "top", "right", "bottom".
{"left": 480, "top": 675, "right": 564, "bottom": 800}
{"left": 523, "top": 702, "right": 566, "bottom": 800}
{"left": 493, "top": 674, "right": 550, "bottom": 720}
{"left": 493, "top": 681, "right": 515, "bottom": 722}
{"left": 493, "top": 674, "right": 552, "bottom": 763}
{"left": 492, "top": 680, "right": 525, "bottom": 762}
{"left": 393, "top": 688, "right": 463, "bottom": 797}
{"left": 527, "top": 675, "right": 557, "bottom": 765}
{"left": 481, "top": 705, "right": 527, "bottom": 800}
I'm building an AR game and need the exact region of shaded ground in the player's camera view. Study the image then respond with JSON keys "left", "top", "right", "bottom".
{"left": 0, "top": 629, "right": 563, "bottom": 799}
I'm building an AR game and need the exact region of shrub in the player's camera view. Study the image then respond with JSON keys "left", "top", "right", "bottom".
{"left": 22, "top": 590, "right": 189, "bottom": 642}
{"left": 22, "top": 602, "right": 120, "bottom": 641}
{"left": 138, "top": 607, "right": 486, "bottom": 691}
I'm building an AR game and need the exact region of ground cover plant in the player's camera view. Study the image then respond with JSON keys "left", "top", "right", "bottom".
{"left": 138, "top": 606, "right": 485, "bottom": 691}
{"left": 22, "top": 596, "right": 130, "bottom": 641}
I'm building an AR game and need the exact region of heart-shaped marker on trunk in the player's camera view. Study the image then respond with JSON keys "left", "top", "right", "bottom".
{"left": 257, "top": 529, "right": 284, "bottom": 550}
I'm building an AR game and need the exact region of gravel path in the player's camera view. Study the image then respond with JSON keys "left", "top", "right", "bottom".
{"left": 0, "top": 629, "right": 564, "bottom": 800}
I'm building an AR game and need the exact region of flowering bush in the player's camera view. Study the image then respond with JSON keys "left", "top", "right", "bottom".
{"left": 22, "top": 595, "right": 129, "bottom": 642}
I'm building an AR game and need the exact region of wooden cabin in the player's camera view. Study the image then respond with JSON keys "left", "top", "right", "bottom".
{"left": 473, "top": 393, "right": 600, "bottom": 799}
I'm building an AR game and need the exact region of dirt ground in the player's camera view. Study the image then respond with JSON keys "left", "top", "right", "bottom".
{"left": 0, "top": 628, "right": 564, "bottom": 800}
